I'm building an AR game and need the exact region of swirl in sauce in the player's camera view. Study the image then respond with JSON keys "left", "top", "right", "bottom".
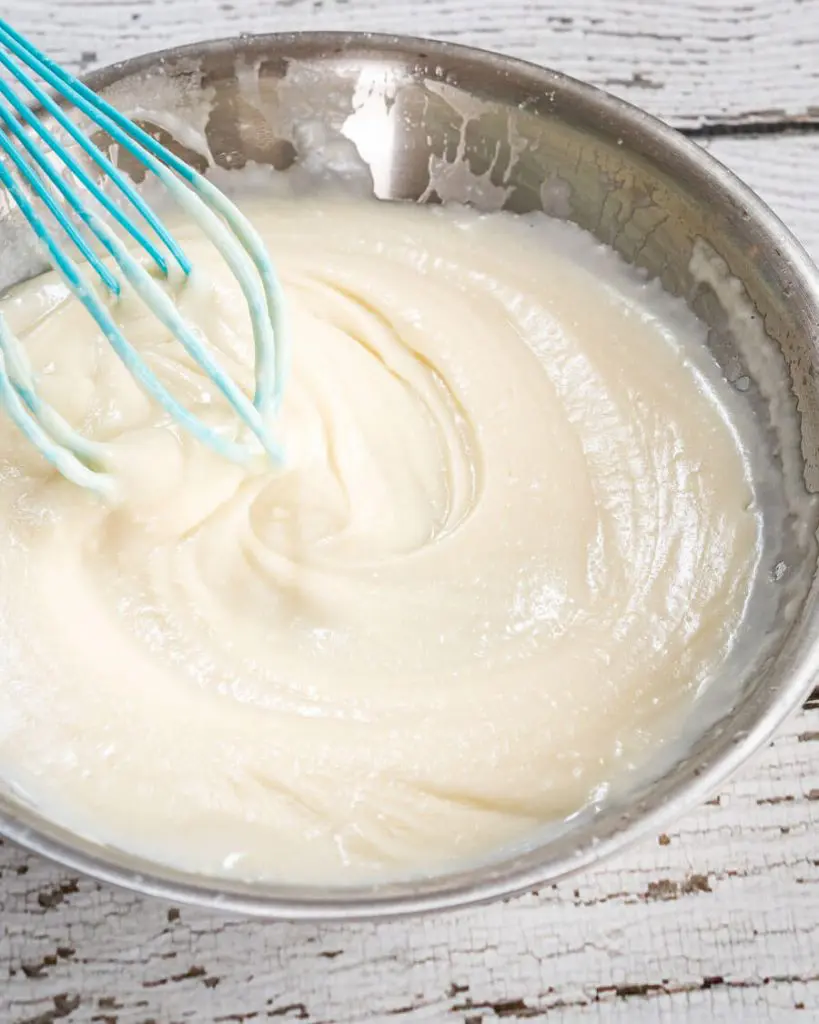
{"left": 0, "top": 198, "right": 759, "bottom": 883}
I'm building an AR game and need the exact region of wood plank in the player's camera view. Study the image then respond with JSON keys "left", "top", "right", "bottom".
{"left": 11, "top": 0, "right": 819, "bottom": 129}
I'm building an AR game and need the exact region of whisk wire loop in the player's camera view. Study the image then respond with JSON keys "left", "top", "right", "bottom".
{"left": 0, "top": 19, "right": 289, "bottom": 494}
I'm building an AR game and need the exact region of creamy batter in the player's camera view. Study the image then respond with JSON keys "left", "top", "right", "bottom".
{"left": 0, "top": 197, "right": 760, "bottom": 884}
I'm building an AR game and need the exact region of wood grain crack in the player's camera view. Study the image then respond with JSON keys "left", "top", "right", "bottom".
{"left": 17, "top": 993, "right": 81, "bottom": 1024}
{"left": 683, "top": 117, "right": 819, "bottom": 139}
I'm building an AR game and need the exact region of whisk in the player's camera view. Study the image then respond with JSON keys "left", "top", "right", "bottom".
{"left": 0, "top": 19, "right": 288, "bottom": 496}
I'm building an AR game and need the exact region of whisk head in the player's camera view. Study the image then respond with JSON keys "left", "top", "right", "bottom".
{"left": 0, "top": 19, "right": 288, "bottom": 496}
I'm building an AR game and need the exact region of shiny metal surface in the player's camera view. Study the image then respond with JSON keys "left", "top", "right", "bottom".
{"left": 1, "top": 32, "right": 818, "bottom": 920}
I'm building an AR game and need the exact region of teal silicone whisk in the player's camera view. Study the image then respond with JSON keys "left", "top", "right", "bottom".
{"left": 0, "top": 19, "right": 288, "bottom": 496}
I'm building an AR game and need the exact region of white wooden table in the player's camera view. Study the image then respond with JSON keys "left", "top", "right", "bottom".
{"left": 2, "top": 2, "right": 819, "bottom": 1021}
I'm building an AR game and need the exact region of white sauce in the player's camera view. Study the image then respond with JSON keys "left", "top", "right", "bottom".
{"left": 0, "top": 197, "right": 760, "bottom": 884}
